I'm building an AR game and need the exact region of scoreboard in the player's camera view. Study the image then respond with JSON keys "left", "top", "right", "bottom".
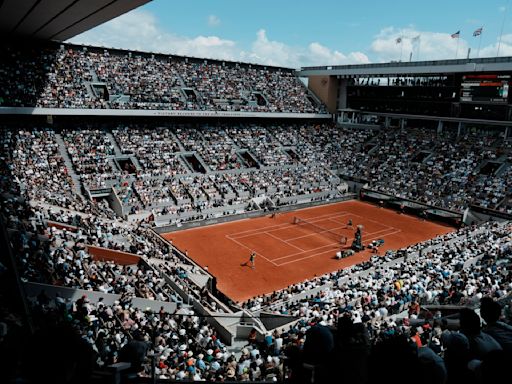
{"left": 460, "top": 74, "right": 510, "bottom": 103}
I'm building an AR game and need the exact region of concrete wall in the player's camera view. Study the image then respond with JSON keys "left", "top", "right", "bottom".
{"left": 465, "top": 205, "right": 512, "bottom": 225}
{"left": 160, "top": 271, "right": 190, "bottom": 303}
{"left": 109, "top": 188, "right": 124, "bottom": 217}
{"left": 0, "top": 107, "right": 331, "bottom": 119}
{"left": 131, "top": 297, "right": 178, "bottom": 313}
{"left": 24, "top": 282, "right": 178, "bottom": 313}
{"left": 47, "top": 221, "right": 78, "bottom": 232}
{"left": 259, "top": 312, "right": 299, "bottom": 330}
{"left": 25, "top": 281, "right": 121, "bottom": 305}
{"left": 337, "top": 79, "right": 349, "bottom": 110}
{"left": 191, "top": 299, "right": 235, "bottom": 346}
{"left": 307, "top": 75, "right": 339, "bottom": 113}
{"left": 87, "top": 245, "right": 141, "bottom": 265}
{"left": 154, "top": 195, "right": 355, "bottom": 234}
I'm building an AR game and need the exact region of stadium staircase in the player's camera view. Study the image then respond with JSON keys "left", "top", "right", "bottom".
{"left": 170, "top": 131, "right": 187, "bottom": 152}
{"left": 238, "top": 149, "right": 264, "bottom": 169}
{"left": 83, "top": 82, "right": 95, "bottom": 98}
{"left": 176, "top": 73, "right": 187, "bottom": 89}
{"left": 197, "top": 154, "right": 211, "bottom": 173}
{"left": 363, "top": 136, "right": 382, "bottom": 155}
{"left": 495, "top": 158, "right": 510, "bottom": 177}
{"left": 105, "top": 132, "right": 144, "bottom": 173}
{"left": 129, "top": 155, "right": 143, "bottom": 170}
{"left": 222, "top": 134, "right": 256, "bottom": 169}
{"left": 82, "top": 68, "right": 99, "bottom": 98}
{"left": 89, "top": 68, "right": 99, "bottom": 83}
{"left": 306, "top": 89, "right": 324, "bottom": 109}
{"left": 496, "top": 195, "right": 511, "bottom": 212}
{"left": 180, "top": 153, "right": 199, "bottom": 174}
{"left": 106, "top": 132, "right": 123, "bottom": 156}
{"left": 55, "top": 133, "right": 84, "bottom": 197}
{"left": 296, "top": 76, "right": 324, "bottom": 109}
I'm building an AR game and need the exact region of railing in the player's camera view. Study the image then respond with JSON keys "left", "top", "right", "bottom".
{"left": 360, "top": 188, "right": 463, "bottom": 219}
{"left": 153, "top": 194, "right": 355, "bottom": 233}
{"left": 469, "top": 204, "right": 512, "bottom": 221}
{"left": 301, "top": 56, "right": 512, "bottom": 71}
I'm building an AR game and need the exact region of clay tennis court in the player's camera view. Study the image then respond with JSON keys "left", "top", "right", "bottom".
{"left": 162, "top": 200, "right": 454, "bottom": 302}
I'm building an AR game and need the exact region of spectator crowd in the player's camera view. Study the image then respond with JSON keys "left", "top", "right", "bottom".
{"left": 1, "top": 41, "right": 512, "bottom": 382}
{"left": 0, "top": 42, "right": 324, "bottom": 114}
{"left": 4, "top": 123, "right": 511, "bottom": 227}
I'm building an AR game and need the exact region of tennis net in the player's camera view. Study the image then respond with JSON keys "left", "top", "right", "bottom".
{"left": 293, "top": 217, "right": 343, "bottom": 244}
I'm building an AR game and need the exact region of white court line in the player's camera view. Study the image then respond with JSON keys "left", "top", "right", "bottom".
{"left": 325, "top": 216, "right": 398, "bottom": 237}
{"left": 273, "top": 229, "right": 402, "bottom": 261}
{"left": 282, "top": 225, "right": 346, "bottom": 242}
{"left": 275, "top": 248, "right": 339, "bottom": 266}
{"left": 271, "top": 227, "right": 398, "bottom": 262}
{"left": 275, "top": 228, "right": 402, "bottom": 267}
{"left": 327, "top": 217, "right": 351, "bottom": 226}
{"left": 283, "top": 217, "right": 372, "bottom": 242}
{"left": 228, "top": 211, "right": 347, "bottom": 238}
{"left": 227, "top": 221, "right": 295, "bottom": 237}
{"left": 265, "top": 231, "right": 305, "bottom": 252}
{"left": 271, "top": 242, "right": 339, "bottom": 262}
{"left": 229, "top": 212, "right": 350, "bottom": 240}
{"left": 226, "top": 208, "right": 403, "bottom": 268}
{"left": 344, "top": 212, "right": 396, "bottom": 230}
{"left": 225, "top": 235, "right": 278, "bottom": 266}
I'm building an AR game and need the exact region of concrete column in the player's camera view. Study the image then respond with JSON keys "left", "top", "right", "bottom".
{"left": 337, "top": 79, "right": 348, "bottom": 110}
{"left": 437, "top": 120, "right": 443, "bottom": 134}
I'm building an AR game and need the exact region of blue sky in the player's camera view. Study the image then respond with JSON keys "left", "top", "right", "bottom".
{"left": 69, "top": 0, "right": 512, "bottom": 68}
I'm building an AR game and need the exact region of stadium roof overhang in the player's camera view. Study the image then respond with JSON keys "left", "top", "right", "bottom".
{"left": 0, "top": 0, "right": 151, "bottom": 41}
{"left": 298, "top": 56, "right": 512, "bottom": 77}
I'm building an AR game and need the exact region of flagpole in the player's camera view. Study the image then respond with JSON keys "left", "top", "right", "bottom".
{"left": 417, "top": 36, "right": 421, "bottom": 61}
{"left": 497, "top": 0, "right": 510, "bottom": 56}
{"left": 455, "top": 37, "right": 460, "bottom": 59}
{"left": 477, "top": 32, "right": 482, "bottom": 58}
{"left": 400, "top": 35, "right": 403, "bottom": 61}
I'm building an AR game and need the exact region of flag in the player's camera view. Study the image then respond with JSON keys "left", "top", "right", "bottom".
{"left": 473, "top": 27, "right": 483, "bottom": 37}
{"left": 396, "top": 37, "right": 402, "bottom": 44}
{"left": 412, "top": 35, "right": 420, "bottom": 43}
{"left": 451, "top": 30, "right": 460, "bottom": 38}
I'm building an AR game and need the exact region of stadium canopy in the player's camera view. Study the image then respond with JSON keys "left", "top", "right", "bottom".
{"left": 298, "top": 56, "right": 512, "bottom": 77}
{"left": 0, "top": 0, "right": 151, "bottom": 41}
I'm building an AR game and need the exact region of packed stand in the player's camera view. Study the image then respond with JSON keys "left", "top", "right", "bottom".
{"left": 28, "top": 292, "right": 284, "bottom": 382}
{"left": 0, "top": 41, "right": 325, "bottom": 114}
{"left": 333, "top": 127, "right": 512, "bottom": 213}
{"left": 62, "top": 128, "right": 118, "bottom": 189}
{"left": 243, "top": 221, "right": 512, "bottom": 382}
{"left": 6, "top": 123, "right": 512, "bottom": 221}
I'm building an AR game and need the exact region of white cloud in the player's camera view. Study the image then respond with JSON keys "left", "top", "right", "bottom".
{"left": 68, "top": 9, "right": 369, "bottom": 68}
{"left": 500, "top": 33, "right": 512, "bottom": 44}
{"left": 371, "top": 27, "right": 477, "bottom": 62}
{"left": 370, "top": 26, "right": 512, "bottom": 62}
{"left": 241, "top": 29, "right": 369, "bottom": 67}
{"left": 69, "top": 9, "right": 238, "bottom": 60}
{"left": 67, "top": 10, "right": 512, "bottom": 68}
{"left": 478, "top": 34, "right": 512, "bottom": 57}
{"left": 207, "top": 15, "right": 221, "bottom": 27}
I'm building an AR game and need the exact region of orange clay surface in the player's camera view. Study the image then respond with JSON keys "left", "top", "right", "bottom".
{"left": 162, "top": 200, "right": 454, "bottom": 302}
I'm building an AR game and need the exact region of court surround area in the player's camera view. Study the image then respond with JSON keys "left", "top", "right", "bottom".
{"left": 163, "top": 200, "right": 454, "bottom": 302}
